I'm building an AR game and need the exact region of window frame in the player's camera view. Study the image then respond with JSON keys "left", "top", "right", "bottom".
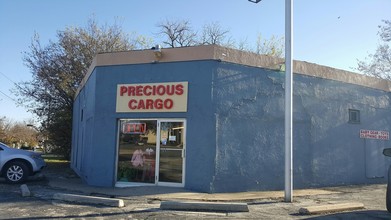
{"left": 348, "top": 109, "right": 360, "bottom": 124}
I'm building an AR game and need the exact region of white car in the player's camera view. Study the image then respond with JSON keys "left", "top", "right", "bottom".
{"left": 0, "top": 142, "right": 46, "bottom": 183}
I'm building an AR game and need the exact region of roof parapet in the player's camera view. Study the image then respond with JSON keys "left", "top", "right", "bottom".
{"left": 75, "top": 45, "right": 391, "bottom": 99}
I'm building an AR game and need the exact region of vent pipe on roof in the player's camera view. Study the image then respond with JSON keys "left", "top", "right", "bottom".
{"left": 152, "top": 45, "right": 162, "bottom": 59}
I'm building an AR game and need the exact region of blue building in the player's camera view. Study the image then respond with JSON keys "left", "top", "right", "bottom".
{"left": 71, "top": 45, "right": 391, "bottom": 193}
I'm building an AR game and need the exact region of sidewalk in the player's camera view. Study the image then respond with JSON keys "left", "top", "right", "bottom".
{"left": 2, "top": 175, "right": 388, "bottom": 219}
{"left": 39, "top": 173, "right": 390, "bottom": 216}
{"left": 47, "top": 174, "right": 340, "bottom": 202}
{"left": 40, "top": 161, "right": 383, "bottom": 205}
{"left": 7, "top": 163, "right": 389, "bottom": 219}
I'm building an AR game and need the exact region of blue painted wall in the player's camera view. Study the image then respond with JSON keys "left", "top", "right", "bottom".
{"left": 72, "top": 61, "right": 219, "bottom": 191}
{"left": 71, "top": 70, "right": 97, "bottom": 183}
{"left": 211, "top": 62, "right": 391, "bottom": 192}
{"left": 72, "top": 59, "right": 391, "bottom": 193}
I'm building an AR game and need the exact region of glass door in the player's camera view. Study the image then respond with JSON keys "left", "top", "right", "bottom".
{"left": 117, "top": 120, "right": 157, "bottom": 185}
{"left": 157, "top": 120, "right": 185, "bottom": 186}
{"left": 116, "top": 119, "right": 185, "bottom": 187}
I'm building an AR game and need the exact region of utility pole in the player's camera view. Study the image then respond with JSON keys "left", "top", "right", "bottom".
{"left": 248, "top": 0, "right": 293, "bottom": 202}
{"left": 284, "top": 0, "right": 293, "bottom": 203}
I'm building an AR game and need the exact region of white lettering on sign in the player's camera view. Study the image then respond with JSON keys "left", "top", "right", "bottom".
{"left": 360, "top": 129, "right": 389, "bottom": 140}
{"left": 116, "top": 82, "right": 188, "bottom": 113}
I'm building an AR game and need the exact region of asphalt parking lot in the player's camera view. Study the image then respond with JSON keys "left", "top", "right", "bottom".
{"left": 1, "top": 161, "right": 391, "bottom": 219}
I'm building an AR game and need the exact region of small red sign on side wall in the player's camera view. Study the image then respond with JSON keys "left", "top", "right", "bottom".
{"left": 360, "top": 129, "right": 389, "bottom": 140}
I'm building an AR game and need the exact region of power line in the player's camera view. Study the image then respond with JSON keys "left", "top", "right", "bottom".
{"left": 0, "top": 90, "right": 16, "bottom": 102}
{"left": 0, "top": 71, "right": 18, "bottom": 84}
{"left": 0, "top": 71, "right": 20, "bottom": 103}
{"left": 0, "top": 71, "right": 27, "bottom": 103}
{"left": 0, "top": 71, "right": 25, "bottom": 91}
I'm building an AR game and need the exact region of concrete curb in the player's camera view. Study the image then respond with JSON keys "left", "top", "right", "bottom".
{"left": 160, "top": 201, "right": 249, "bottom": 212}
{"left": 20, "top": 184, "right": 31, "bottom": 197}
{"left": 53, "top": 193, "right": 125, "bottom": 208}
{"left": 299, "top": 202, "right": 365, "bottom": 215}
{"left": 148, "top": 189, "right": 339, "bottom": 202}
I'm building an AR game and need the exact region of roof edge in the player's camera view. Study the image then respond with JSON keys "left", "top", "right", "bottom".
{"left": 75, "top": 45, "right": 391, "bottom": 99}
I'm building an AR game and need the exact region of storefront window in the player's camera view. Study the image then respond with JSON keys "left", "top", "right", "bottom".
{"left": 117, "top": 119, "right": 185, "bottom": 186}
{"left": 117, "top": 120, "right": 157, "bottom": 183}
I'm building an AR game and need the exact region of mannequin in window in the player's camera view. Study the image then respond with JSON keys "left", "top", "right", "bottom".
{"left": 131, "top": 149, "right": 144, "bottom": 181}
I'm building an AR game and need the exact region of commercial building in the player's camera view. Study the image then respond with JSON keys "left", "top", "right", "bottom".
{"left": 71, "top": 45, "right": 391, "bottom": 193}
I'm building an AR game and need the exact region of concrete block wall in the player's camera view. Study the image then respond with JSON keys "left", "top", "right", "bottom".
{"left": 210, "top": 62, "right": 391, "bottom": 192}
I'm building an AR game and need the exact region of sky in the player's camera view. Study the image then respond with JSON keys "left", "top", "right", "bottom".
{"left": 0, "top": 0, "right": 390, "bottom": 122}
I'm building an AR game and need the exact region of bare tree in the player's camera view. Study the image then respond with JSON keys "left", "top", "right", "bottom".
{"left": 200, "top": 22, "right": 233, "bottom": 47}
{"left": 0, "top": 117, "right": 38, "bottom": 148}
{"left": 156, "top": 18, "right": 284, "bottom": 59}
{"left": 233, "top": 38, "right": 252, "bottom": 52}
{"left": 255, "top": 34, "right": 284, "bottom": 58}
{"left": 0, "top": 117, "right": 10, "bottom": 143}
{"left": 357, "top": 20, "right": 391, "bottom": 80}
{"left": 156, "top": 19, "right": 197, "bottom": 48}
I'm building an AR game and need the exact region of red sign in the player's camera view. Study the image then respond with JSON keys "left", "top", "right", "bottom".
{"left": 360, "top": 129, "right": 389, "bottom": 140}
{"left": 122, "top": 123, "right": 146, "bottom": 134}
